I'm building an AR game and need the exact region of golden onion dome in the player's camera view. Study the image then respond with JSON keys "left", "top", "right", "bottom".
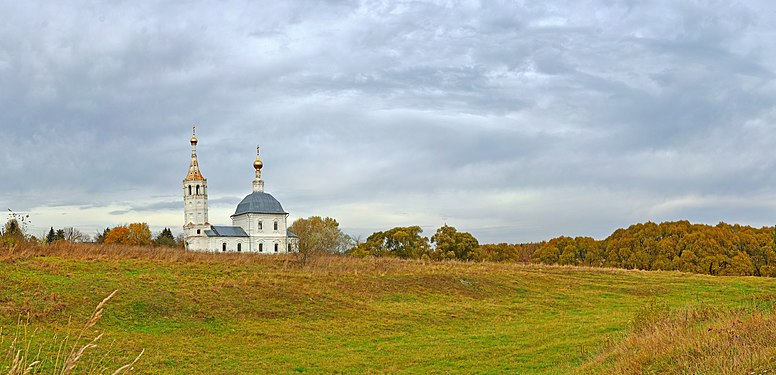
{"left": 253, "top": 156, "right": 263, "bottom": 170}
{"left": 190, "top": 135, "right": 198, "bottom": 145}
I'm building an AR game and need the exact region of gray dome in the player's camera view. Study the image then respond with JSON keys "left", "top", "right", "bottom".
{"left": 233, "top": 192, "right": 286, "bottom": 215}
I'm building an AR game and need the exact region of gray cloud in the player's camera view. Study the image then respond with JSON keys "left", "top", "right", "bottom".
{"left": 2, "top": 1, "right": 776, "bottom": 243}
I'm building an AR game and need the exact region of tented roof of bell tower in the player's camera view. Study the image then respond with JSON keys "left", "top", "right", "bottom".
{"left": 185, "top": 158, "right": 205, "bottom": 181}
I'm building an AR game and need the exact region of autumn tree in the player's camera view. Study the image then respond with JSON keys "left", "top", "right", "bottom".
{"left": 474, "top": 243, "right": 519, "bottom": 262}
{"left": 350, "top": 226, "right": 430, "bottom": 259}
{"left": 725, "top": 251, "right": 756, "bottom": 276}
{"left": 532, "top": 237, "right": 562, "bottom": 264}
{"left": 104, "top": 223, "right": 152, "bottom": 246}
{"left": 104, "top": 226, "right": 130, "bottom": 245}
{"left": 289, "top": 216, "right": 352, "bottom": 266}
{"left": 126, "top": 223, "right": 152, "bottom": 246}
{"left": 430, "top": 224, "right": 479, "bottom": 260}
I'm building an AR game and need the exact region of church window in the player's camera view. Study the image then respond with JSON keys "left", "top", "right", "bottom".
{"left": 237, "top": 243, "right": 241, "bottom": 252}
{"left": 287, "top": 243, "right": 291, "bottom": 252}
{"left": 258, "top": 221, "right": 263, "bottom": 230}
{"left": 274, "top": 243, "right": 278, "bottom": 253}
{"left": 259, "top": 243, "right": 263, "bottom": 252}
{"left": 222, "top": 243, "right": 226, "bottom": 252}
{"left": 274, "top": 221, "right": 278, "bottom": 231}
{"left": 188, "top": 186, "right": 192, "bottom": 195}
{"left": 196, "top": 229, "right": 201, "bottom": 234}
{"left": 196, "top": 185, "right": 200, "bottom": 194}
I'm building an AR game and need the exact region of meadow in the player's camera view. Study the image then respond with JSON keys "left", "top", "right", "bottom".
{"left": 1, "top": 243, "right": 774, "bottom": 374}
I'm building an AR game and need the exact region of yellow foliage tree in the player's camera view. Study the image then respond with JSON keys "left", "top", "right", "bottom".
{"left": 103, "top": 223, "right": 152, "bottom": 246}
{"left": 126, "top": 223, "right": 152, "bottom": 246}
{"left": 104, "top": 226, "right": 130, "bottom": 245}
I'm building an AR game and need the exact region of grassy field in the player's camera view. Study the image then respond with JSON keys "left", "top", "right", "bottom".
{"left": 1, "top": 243, "right": 774, "bottom": 374}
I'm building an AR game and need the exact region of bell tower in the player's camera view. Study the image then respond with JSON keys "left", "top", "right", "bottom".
{"left": 183, "top": 126, "right": 209, "bottom": 243}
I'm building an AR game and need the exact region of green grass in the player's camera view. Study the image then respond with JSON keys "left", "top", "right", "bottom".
{"left": 1, "top": 244, "right": 774, "bottom": 373}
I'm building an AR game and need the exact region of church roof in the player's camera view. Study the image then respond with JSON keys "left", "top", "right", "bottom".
{"left": 205, "top": 226, "right": 249, "bottom": 237}
{"left": 233, "top": 192, "right": 287, "bottom": 216}
{"left": 287, "top": 230, "right": 298, "bottom": 238}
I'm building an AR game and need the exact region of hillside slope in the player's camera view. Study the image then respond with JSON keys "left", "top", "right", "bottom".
{"left": 1, "top": 243, "right": 774, "bottom": 373}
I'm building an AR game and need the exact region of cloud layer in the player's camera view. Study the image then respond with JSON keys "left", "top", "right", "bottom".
{"left": 2, "top": 1, "right": 776, "bottom": 243}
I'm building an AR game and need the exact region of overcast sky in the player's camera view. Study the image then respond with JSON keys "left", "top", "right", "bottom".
{"left": 2, "top": 0, "right": 776, "bottom": 243}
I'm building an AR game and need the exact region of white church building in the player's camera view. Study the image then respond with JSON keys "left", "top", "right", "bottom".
{"left": 182, "top": 128, "right": 298, "bottom": 253}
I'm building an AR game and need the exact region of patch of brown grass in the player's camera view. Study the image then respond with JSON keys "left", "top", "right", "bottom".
{"left": 1, "top": 241, "right": 535, "bottom": 278}
{"left": 579, "top": 302, "right": 776, "bottom": 374}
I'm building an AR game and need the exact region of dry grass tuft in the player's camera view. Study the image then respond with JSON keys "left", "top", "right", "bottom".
{"left": 60, "top": 289, "right": 116, "bottom": 375}
{"left": 579, "top": 302, "right": 776, "bottom": 374}
{"left": 3, "top": 290, "right": 143, "bottom": 374}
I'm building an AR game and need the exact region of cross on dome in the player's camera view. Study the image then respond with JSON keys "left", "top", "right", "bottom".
{"left": 253, "top": 145, "right": 263, "bottom": 172}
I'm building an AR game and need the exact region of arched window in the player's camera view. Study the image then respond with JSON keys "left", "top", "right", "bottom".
{"left": 274, "top": 221, "right": 278, "bottom": 231}
{"left": 222, "top": 243, "right": 226, "bottom": 252}
{"left": 237, "top": 243, "right": 241, "bottom": 252}
{"left": 196, "top": 185, "right": 200, "bottom": 195}
{"left": 287, "top": 243, "right": 291, "bottom": 252}
{"left": 258, "top": 221, "right": 263, "bottom": 230}
{"left": 274, "top": 243, "right": 278, "bottom": 253}
{"left": 259, "top": 243, "right": 263, "bottom": 252}
{"left": 188, "top": 186, "right": 192, "bottom": 195}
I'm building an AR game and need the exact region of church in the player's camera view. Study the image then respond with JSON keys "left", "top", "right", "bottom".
{"left": 182, "top": 128, "right": 299, "bottom": 253}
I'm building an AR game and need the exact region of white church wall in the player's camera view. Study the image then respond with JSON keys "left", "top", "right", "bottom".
{"left": 232, "top": 213, "right": 288, "bottom": 237}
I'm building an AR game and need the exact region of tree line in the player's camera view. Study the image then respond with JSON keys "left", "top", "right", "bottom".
{"left": 347, "top": 224, "right": 481, "bottom": 260}
{"left": 96, "top": 224, "right": 181, "bottom": 247}
{"left": 299, "top": 217, "right": 776, "bottom": 277}
{"left": 5, "top": 208, "right": 776, "bottom": 277}
{"left": 0, "top": 210, "right": 181, "bottom": 248}
{"left": 532, "top": 221, "right": 776, "bottom": 277}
